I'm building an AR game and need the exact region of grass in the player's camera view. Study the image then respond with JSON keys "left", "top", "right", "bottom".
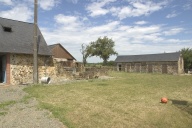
{"left": 0, "top": 101, "right": 16, "bottom": 109}
{"left": 24, "top": 72, "right": 192, "bottom": 128}
{"left": 0, "top": 112, "right": 7, "bottom": 116}
{"left": 0, "top": 100, "right": 16, "bottom": 116}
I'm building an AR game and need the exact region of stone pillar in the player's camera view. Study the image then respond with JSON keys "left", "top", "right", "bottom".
{"left": 6, "top": 54, "right": 10, "bottom": 84}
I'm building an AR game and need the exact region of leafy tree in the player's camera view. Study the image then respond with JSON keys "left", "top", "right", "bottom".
{"left": 80, "top": 44, "right": 90, "bottom": 66}
{"left": 106, "top": 60, "right": 115, "bottom": 66}
{"left": 180, "top": 48, "right": 192, "bottom": 70}
{"left": 88, "top": 36, "right": 118, "bottom": 65}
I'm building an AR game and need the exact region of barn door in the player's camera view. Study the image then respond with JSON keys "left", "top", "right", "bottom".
{"left": 162, "top": 64, "right": 167, "bottom": 74}
{"left": 127, "top": 63, "right": 131, "bottom": 72}
{"left": 135, "top": 63, "right": 141, "bottom": 72}
{"left": 118, "top": 64, "right": 122, "bottom": 71}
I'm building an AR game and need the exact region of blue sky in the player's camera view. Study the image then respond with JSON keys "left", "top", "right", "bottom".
{"left": 0, "top": 0, "right": 191, "bottom": 62}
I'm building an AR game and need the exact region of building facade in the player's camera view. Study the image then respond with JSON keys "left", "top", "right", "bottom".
{"left": 0, "top": 17, "right": 74, "bottom": 85}
{"left": 115, "top": 52, "right": 184, "bottom": 74}
{"left": 48, "top": 43, "right": 76, "bottom": 67}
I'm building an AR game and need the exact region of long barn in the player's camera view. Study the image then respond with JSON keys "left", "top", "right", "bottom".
{"left": 115, "top": 52, "right": 184, "bottom": 74}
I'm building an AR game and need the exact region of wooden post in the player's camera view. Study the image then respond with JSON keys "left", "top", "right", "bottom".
{"left": 33, "top": 0, "right": 38, "bottom": 84}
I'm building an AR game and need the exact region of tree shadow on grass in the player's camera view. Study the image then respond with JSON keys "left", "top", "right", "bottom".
{"left": 169, "top": 99, "right": 192, "bottom": 116}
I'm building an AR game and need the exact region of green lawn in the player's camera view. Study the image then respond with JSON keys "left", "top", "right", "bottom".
{"left": 24, "top": 72, "right": 192, "bottom": 128}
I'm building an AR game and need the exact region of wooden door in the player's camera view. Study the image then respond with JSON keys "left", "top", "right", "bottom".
{"left": 162, "top": 64, "right": 167, "bottom": 74}
{"left": 148, "top": 64, "right": 152, "bottom": 73}
{"left": 127, "top": 64, "right": 131, "bottom": 72}
{"left": 118, "top": 64, "right": 122, "bottom": 71}
{"left": 135, "top": 63, "right": 141, "bottom": 72}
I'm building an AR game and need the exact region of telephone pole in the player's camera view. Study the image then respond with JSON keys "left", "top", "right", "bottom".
{"left": 33, "top": 0, "right": 38, "bottom": 84}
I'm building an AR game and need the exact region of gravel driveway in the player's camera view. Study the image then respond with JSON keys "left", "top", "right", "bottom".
{"left": 0, "top": 85, "right": 66, "bottom": 128}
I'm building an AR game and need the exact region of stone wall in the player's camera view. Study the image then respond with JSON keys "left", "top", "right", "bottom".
{"left": 10, "top": 54, "right": 33, "bottom": 84}
{"left": 116, "top": 61, "right": 181, "bottom": 74}
{"left": 76, "top": 67, "right": 113, "bottom": 79}
{"left": 10, "top": 54, "right": 74, "bottom": 85}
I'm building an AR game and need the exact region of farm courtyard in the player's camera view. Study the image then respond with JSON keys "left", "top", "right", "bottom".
{"left": 24, "top": 72, "right": 192, "bottom": 128}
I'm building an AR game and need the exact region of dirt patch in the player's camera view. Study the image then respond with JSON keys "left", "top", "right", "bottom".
{"left": 98, "top": 76, "right": 114, "bottom": 79}
{"left": 0, "top": 85, "right": 66, "bottom": 128}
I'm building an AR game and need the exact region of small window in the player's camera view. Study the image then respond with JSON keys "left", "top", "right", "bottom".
{"left": 3, "top": 26, "right": 12, "bottom": 32}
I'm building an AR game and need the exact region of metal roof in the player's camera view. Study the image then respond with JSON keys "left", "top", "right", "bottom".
{"left": 0, "top": 17, "right": 51, "bottom": 56}
{"left": 115, "top": 52, "right": 181, "bottom": 63}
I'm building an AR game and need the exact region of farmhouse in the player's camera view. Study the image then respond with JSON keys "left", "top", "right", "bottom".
{"left": 0, "top": 17, "right": 54, "bottom": 85}
{"left": 115, "top": 52, "right": 184, "bottom": 74}
{"left": 0, "top": 17, "right": 75, "bottom": 85}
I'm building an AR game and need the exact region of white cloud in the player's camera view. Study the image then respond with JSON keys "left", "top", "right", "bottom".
{"left": 0, "top": 4, "right": 33, "bottom": 22}
{"left": 111, "top": 1, "right": 168, "bottom": 20}
{"left": 183, "top": 2, "right": 192, "bottom": 10}
{"left": 86, "top": 0, "right": 116, "bottom": 17}
{"left": 40, "top": 14, "right": 192, "bottom": 62}
{"left": 54, "top": 14, "right": 84, "bottom": 31}
{"left": 126, "top": 25, "right": 161, "bottom": 35}
{"left": 111, "top": 6, "right": 131, "bottom": 19}
{"left": 166, "top": 39, "right": 191, "bottom": 43}
{"left": 166, "top": 11, "right": 179, "bottom": 18}
{"left": 39, "top": 0, "right": 60, "bottom": 10}
{"left": 55, "top": 14, "right": 78, "bottom": 25}
{"left": 87, "top": 0, "right": 168, "bottom": 20}
{"left": 86, "top": 21, "right": 120, "bottom": 34}
{"left": 0, "top": 0, "right": 13, "bottom": 5}
{"left": 0, "top": 0, "right": 59, "bottom": 20}
{"left": 134, "top": 21, "right": 148, "bottom": 25}
{"left": 163, "top": 28, "right": 184, "bottom": 36}
{"left": 0, "top": 0, "right": 191, "bottom": 63}
{"left": 65, "top": 0, "right": 79, "bottom": 4}
{"left": 71, "top": 0, "right": 79, "bottom": 4}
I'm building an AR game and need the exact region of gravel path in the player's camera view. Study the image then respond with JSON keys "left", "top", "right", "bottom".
{"left": 0, "top": 85, "right": 66, "bottom": 128}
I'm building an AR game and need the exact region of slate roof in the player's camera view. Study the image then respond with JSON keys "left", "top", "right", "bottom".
{"left": 115, "top": 52, "right": 181, "bottom": 63}
{"left": 48, "top": 45, "right": 55, "bottom": 52}
{"left": 0, "top": 17, "right": 51, "bottom": 55}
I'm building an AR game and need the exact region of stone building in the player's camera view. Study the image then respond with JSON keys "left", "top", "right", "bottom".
{"left": 115, "top": 52, "right": 184, "bottom": 74}
{"left": 0, "top": 17, "right": 73, "bottom": 85}
{"left": 48, "top": 43, "right": 76, "bottom": 67}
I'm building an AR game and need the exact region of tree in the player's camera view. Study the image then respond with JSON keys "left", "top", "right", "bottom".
{"left": 180, "top": 48, "right": 192, "bottom": 70}
{"left": 80, "top": 44, "right": 90, "bottom": 66}
{"left": 106, "top": 60, "right": 115, "bottom": 66}
{"left": 88, "top": 36, "right": 118, "bottom": 65}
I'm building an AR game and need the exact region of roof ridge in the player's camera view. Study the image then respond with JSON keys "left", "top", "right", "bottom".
{"left": 115, "top": 52, "right": 180, "bottom": 62}
{"left": 0, "top": 17, "right": 33, "bottom": 25}
{"left": 118, "top": 52, "right": 180, "bottom": 56}
{"left": 48, "top": 43, "right": 60, "bottom": 46}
